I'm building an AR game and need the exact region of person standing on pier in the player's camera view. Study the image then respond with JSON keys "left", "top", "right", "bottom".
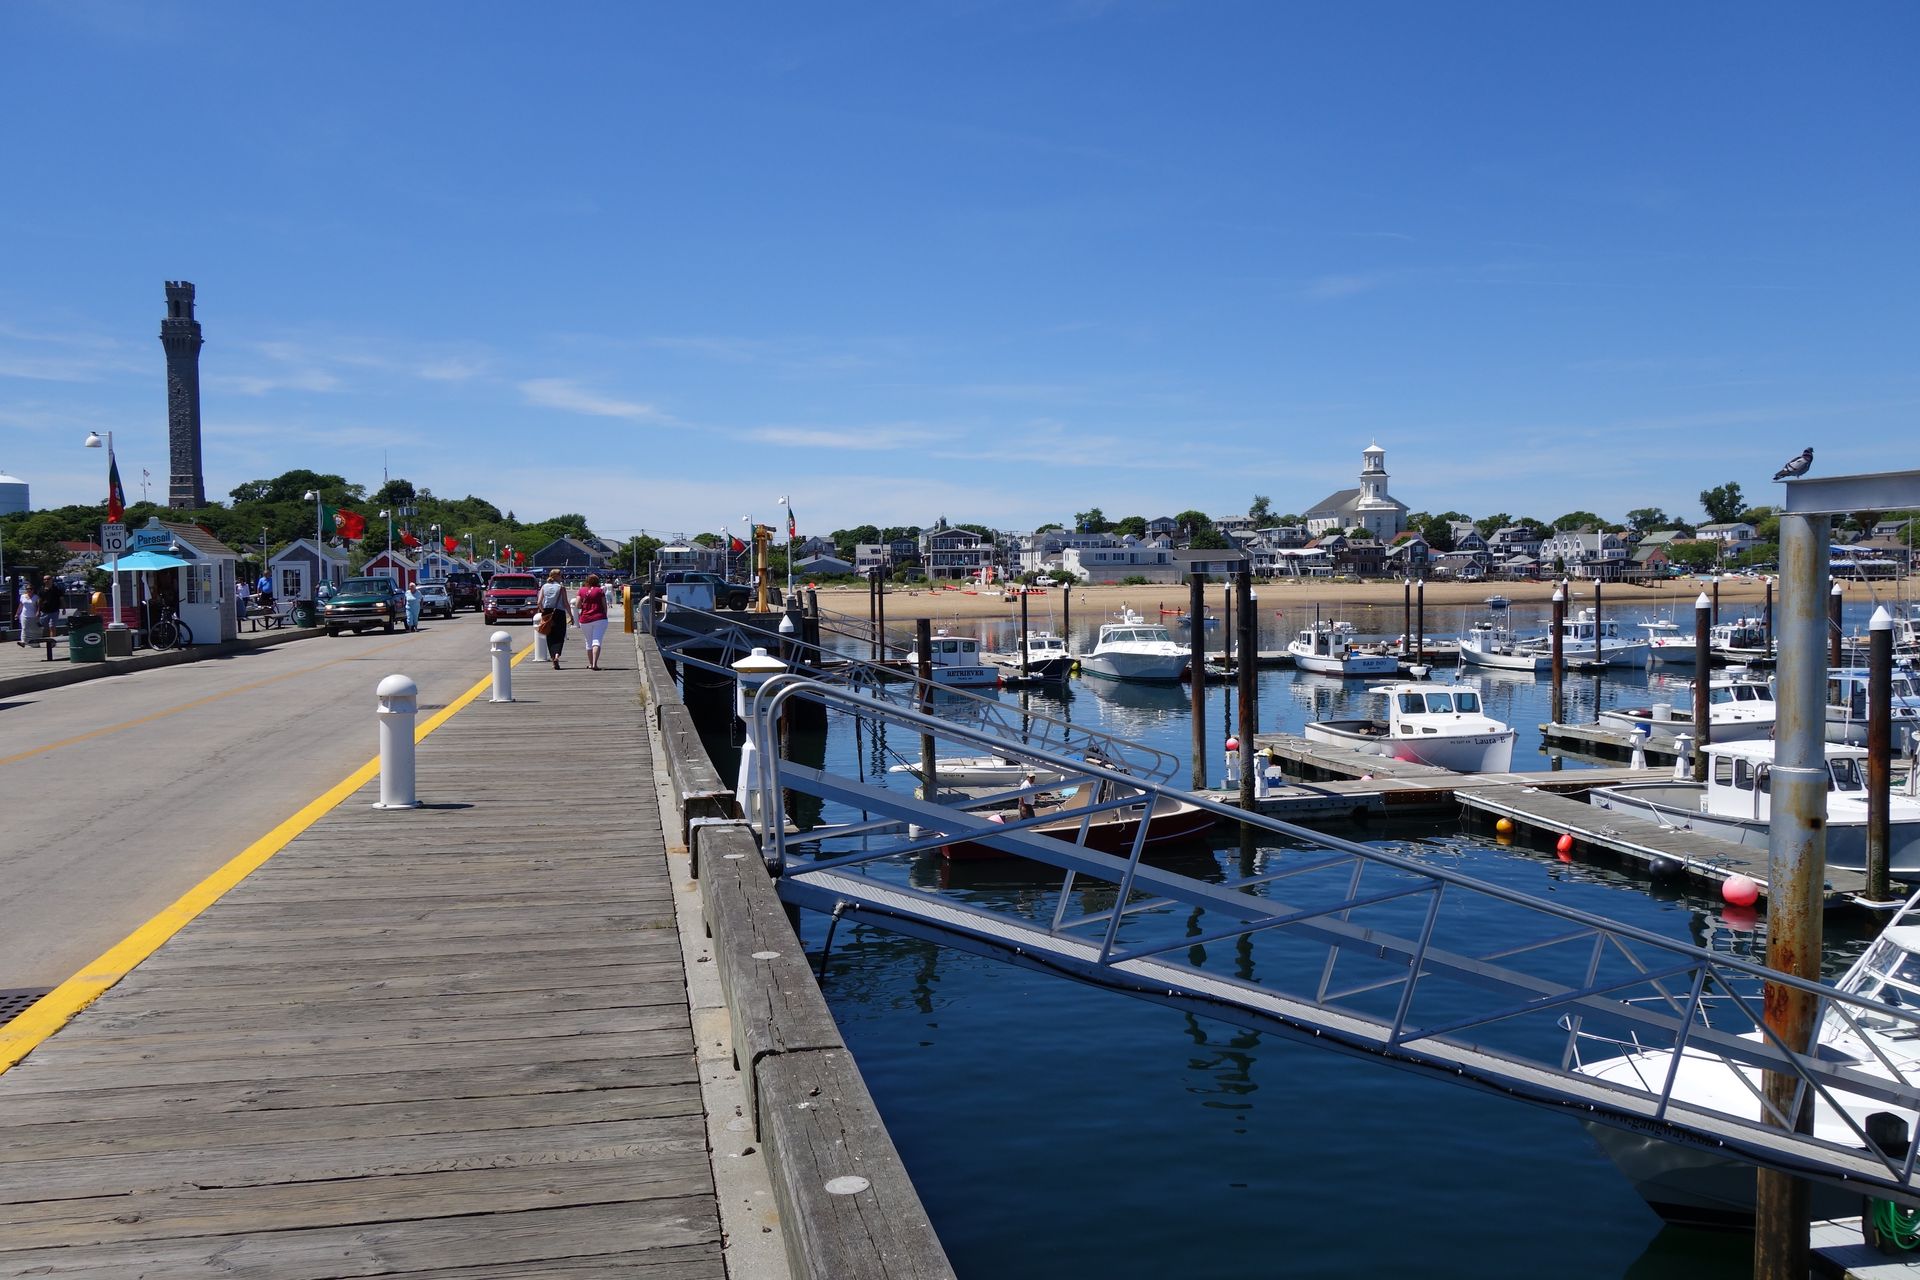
{"left": 15, "top": 575, "right": 40, "bottom": 645}
{"left": 538, "top": 569, "right": 575, "bottom": 669}
{"left": 576, "top": 573, "right": 608, "bottom": 670}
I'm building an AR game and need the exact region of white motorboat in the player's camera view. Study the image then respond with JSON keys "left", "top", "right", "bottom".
{"left": 904, "top": 630, "right": 999, "bottom": 687}
{"left": 1708, "top": 616, "right": 1774, "bottom": 665}
{"left": 1588, "top": 739, "right": 1920, "bottom": 876}
{"left": 1287, "top": 621, "right": 1399, "bottom": 677}
{"left": 1556, "top": 608, "right": 1649, "bottom": 667}
{"left": 991, "top": 630, "right": 1075, "bottom": 681}
{"left": 1575, "top": 888, "right": 1920, "bottom": 1227}
{"left": 1458, "top": 620, "right": 1551, "bottom": 673}
{"left": 1640, "top": 619, "right": 1698, "bottom": 665}
{"left": 1303, "top": 681, "right": 1516, "bottom": 772}
{"left": 1483, "top": 594, "right": 1511, "bottom": 610}
{"left": 888, "top": 755, "right": 1069, "bottom": 789}
{"left": 1822, "top": 666, "right": 1920, "bottom": 747}
{"left": 1598, "top": 675, "right": 1779, "bottom": 744}
{"left": 1078, "top": 609, "right": 1190, "bottom": 683}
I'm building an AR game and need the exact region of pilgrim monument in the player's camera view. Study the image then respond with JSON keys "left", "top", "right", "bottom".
{"left": 160, "top": 280, "right": 206, "bottom": 508}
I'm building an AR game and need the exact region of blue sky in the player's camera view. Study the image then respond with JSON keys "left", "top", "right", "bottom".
{"left": 3, "top": 1, "right": 1915, "bottom": 542}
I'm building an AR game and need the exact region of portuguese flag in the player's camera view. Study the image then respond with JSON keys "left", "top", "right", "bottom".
{"left": 106, "top": 448, "right": 125, "bottom": 523}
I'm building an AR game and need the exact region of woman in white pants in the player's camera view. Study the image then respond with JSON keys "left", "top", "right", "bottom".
{"left": 575, "top": 573, "right": 609, "bottom": 670}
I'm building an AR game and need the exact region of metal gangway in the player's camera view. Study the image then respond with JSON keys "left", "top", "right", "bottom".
{"left": 745, "top": 671, "right": 1920, "bottom": 1208}
{"left": 649, "top": 599, "right": 1180, "bottom": 783}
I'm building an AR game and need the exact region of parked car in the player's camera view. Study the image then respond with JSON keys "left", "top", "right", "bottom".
{"left": 443, "top": 570, "right": 484, "bottom": 612}
{"left": 483, "top": 572, "right": 541, "bottom": 624}
{"left": 659, "top": 570, "right": 760, "bottom": 610}
{"left": 416, "top": 581, "right": 456, "bottom": 619}
{"left": 324, "top": 576, "right": 405, "bottom": 636}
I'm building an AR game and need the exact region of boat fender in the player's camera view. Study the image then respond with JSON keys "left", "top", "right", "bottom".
{"left": 1648, "top": 855, "right": 1684, "bottom": 880}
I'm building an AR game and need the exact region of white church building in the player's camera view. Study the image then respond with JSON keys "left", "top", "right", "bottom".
{"left": 1304, "top": 443, "right": 1409, "bottom": 540}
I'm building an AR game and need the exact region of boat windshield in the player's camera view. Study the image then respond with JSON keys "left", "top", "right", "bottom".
{"left": 1454, "top": 691, "right": 1480, "bottom": 712}
{"left": 1830, "top": 757, "right": 1866, "bottom": 792}
{"left": 1843, "top": 938, "right": 1920, "bottom": 1032}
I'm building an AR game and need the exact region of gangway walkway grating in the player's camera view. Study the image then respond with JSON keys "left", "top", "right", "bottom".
{"left": 746, "top": 672, "right": 1920, "bottom": 1210}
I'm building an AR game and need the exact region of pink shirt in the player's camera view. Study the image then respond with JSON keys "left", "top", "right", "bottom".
{"left": 577, "top": 585, "right": 607, "bottom": 624}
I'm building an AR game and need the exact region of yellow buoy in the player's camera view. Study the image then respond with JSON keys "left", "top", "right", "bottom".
{"left": 1495, "top": 817, "right": 1514, "bottom": 835}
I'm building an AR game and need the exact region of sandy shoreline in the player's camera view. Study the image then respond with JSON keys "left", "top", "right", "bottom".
{"left": 808, "top": 576, "right": 1788, "bottom": 623}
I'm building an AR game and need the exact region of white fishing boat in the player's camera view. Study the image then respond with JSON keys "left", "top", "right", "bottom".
{"left": 1458, "top": 620, "right": 1552, "bottom": 673}
{"left": 1821, "top": 666, "right": 1920, "bottom": 747}
{"left": 1287, "top": 620, "right": 1399, "bottom": 677}
{"left": 1078, "top": 609, "right": 1190, "bottom": 683}
{"left": 1708, "top": 615, "right": 1774, "bottom": 665}
{"left": 990, "top": 630, "right": 1075, "bottom": 681}
{"left": 1598, "top": 674, "right": 1778, "bottom": 743}
{"left": 1588, "top": 740, "right": 1920, "bottom": 876}
{"left": 1556, "top": 608, "right": 1650, "bottom": 667}
{"left": 903, "top": 630, "right": 999, "bottom": 687}
{"left": 888, "top": 755, "right": 1070, "bottom": 788}
{"left": 1303, "top": 681, "right": 1516, "bottom": 772}
{"left": 1574, "top": 887, "right": 1920, "bottom": 1227}
{"left": 1483, "top": 594, "right": 1510, "bottom": 610}
{"left": 1640, "top": 619, "right": 1698, "bottom": 665}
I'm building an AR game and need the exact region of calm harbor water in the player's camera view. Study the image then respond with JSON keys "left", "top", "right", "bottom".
{"left": 756, "top": 598, "right": 1898, "bottom": 1278}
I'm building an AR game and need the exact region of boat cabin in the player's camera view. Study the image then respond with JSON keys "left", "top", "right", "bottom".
{"left": 1100, "top": 623, "right": 1177, "bottom": 646}
{"left": 1390, "top": 683, "right": 1487, "bottom": 723}
{"left": 1561, "top": 609, "right": 1628, "bottom": 643}
{"left": 1704, "top": 740, "right": 1870, "bottom": 821}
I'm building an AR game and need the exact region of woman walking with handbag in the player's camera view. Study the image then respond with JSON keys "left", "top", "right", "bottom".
{"left": 537, "top": 570, "right": 575, "bottom": 669}
{"left": 576, "top": 573, "right": 609, "bottom": 670}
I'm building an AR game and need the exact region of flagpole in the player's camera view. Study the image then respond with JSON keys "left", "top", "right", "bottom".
{"left": 779, "top": 496, "right": 795, "bottom": 600}
{"left": 108, "top": 434, "right": 123, "bottom": 631}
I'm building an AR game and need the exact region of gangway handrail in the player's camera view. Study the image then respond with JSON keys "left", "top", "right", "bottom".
{"left": 747, "top": 671, "right": 1920, "bottom": 1205}
{"left": 650, "top": 600, "right": 1179, "bottom": 782}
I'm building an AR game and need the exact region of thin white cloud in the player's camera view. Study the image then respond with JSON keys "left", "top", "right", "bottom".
{"left": 207, "top": 369, "right": 343, "bottom": 396}
{"left": 749, "top": 425, "right": 938, "bottom": 450}
{"left": 1302, "top": 272, "right": 1396, "bottom": 301}
{"left": 518, "top": 378, "right": 671, "bottom": 423}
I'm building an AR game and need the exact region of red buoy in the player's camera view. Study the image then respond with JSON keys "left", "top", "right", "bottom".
{"left": 1555, "top": 833, "right": 1574, "bottom": 855}
{"left": 1722, "top": 875, "right": 1760, "bottom": 907}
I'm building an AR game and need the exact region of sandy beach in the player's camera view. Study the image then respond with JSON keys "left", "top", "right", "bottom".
{"left": 809, "top": 575, "right": 1792, "bottom": 623}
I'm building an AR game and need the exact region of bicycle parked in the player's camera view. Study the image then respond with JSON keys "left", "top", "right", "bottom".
{"left": 146, "top": 602, "right": 193, "bottom": 650}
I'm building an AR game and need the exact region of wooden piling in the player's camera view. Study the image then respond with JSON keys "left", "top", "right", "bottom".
{"left": 1869, "top": 607, "right": 1895, "bottom": 901}
{"left": 1550, "top": 582, "right": 1566, "bottom": 724}
{"left": 1694, "top": 593, "right": 1713, "bottom": 782}
{"left": 915, "top": 618, "right": 935, "bottom": 800}
{"left": 1829, "top": 581, "right": 1844, "bottom": 668}
{"left": 1415, "top": 575, "right": 1425, "bottom": 663}
{"left": 1236, "top": 569, "right": 1256, "bottom": 855}
{"left": 1190, "top": 574, "right": 1208, "bottom": 792}
{"left": 1019, "top": 589, "right": 1031, "bottom": 679}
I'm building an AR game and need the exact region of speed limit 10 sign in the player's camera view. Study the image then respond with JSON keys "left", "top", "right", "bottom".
{"left": 100, "top": 523, "right": 128, "bottom": 555}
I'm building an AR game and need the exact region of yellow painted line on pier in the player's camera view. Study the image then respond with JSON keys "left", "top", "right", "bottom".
{"left": 0, "top": 633, "right": 425, "bottom": 769}
{"left": 0, "top": 642, "right": 538, "bottom": 1073}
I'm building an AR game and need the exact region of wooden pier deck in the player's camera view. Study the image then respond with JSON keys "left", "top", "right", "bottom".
{"left": 1541, "top": 719, "right": 1687, "bottom": 762}
{"left": 1455, "top": 785, "right": 1871, "bottom": 903}
{"left": 0, "top": 646, "right": 727, "bottom": 1275}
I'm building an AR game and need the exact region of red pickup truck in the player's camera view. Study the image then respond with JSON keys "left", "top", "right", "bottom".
{"left": 483, "top": 573, "right": 541, "bottom": 624}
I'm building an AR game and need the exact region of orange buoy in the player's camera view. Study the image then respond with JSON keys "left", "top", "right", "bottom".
{"left": 1555, "top": 833, "right": 1574, "bottom": 855}
{"left": 1495, "top": 817, "right": 1514, "bottom": 835}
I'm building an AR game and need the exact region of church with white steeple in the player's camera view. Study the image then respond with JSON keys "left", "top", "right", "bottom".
{"left": 1303, "top": 443, "right": 1409, "bottom": 538}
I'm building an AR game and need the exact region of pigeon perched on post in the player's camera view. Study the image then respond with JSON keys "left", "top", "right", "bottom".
{"left": 1773, "top": 447, "right": 1813, "bottom": 481}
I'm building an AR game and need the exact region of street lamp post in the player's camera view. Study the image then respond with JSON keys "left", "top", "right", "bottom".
{"left": 82, "top": 430, "right": 124, "bottom": 630}
{"left": 379, "top": 510, "right": 392, "bottom": 561}
{"left": 777, "top": 496, "right": 795, "bottom": 599}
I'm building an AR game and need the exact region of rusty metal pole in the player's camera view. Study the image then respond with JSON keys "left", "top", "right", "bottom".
{"left": 1712, "top": 576, "right": 1721, "bottom": 626}
{"left": 915, "top": 618, "right": 936, "bottom": 801}
{"left": 1550, "top": 582, "right": 1566, "bottom": 725}
{"left": 1693, "top": 592, "right": 1712, "bottom": 781}
{"left": 1830, "top": 580, "right": 1844, "bottom": 668}
{"left": 1190, "top": 574, "right": 1208, "bottom": 791}
{"left": 1754, "top": 511, "right": 1831, "bottom": 1280}
{"left": 1868, "top": 605, "right": 1895, "bottom": 902}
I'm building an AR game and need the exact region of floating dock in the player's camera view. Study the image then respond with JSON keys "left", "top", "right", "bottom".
{"left": 1455, "top": 785, "right": 1869, "bottom": 903}
{"left": 1541, "top": 720, "right": 1686, "bottom": 762}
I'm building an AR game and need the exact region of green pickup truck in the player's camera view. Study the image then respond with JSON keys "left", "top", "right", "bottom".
{"left": 323, "top": 576, "right": 405, "bottom": 636}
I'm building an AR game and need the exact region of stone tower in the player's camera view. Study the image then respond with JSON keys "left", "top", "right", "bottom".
{"left": 160, "top": 280, "right": 206, "bottom": 509}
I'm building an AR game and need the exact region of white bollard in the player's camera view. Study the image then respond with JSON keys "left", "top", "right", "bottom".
{"left": 1629, "top": 724, "right": 1649, "bottom": 770}
{"left": 489, "top": 630, "right": 515, "bottom": 703}
{"left": 375, "top": 674, "right": 421, "bottom": 809}
{"left": 1672, "top": 732, "right": 1693, "bottom": 782}
{"left": 1223, "top": 736, "right": 1240, "bottom": 789}
{"left": 534, "top": 622, "right": 550, "bottom": 663}
{"left": 733, "top": 647, "right": 791, "bottom": 831}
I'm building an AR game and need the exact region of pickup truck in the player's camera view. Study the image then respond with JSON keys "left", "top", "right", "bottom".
{"left": 483, "top": 573, "right": 541, "bottom": 624}
{"left": 661, "top": 570, "right": 754, "bottom": 610}
{"left": 324, "top": 576, "right": 404, "bottom": 635}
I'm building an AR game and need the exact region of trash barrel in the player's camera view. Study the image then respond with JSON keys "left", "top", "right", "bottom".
{"left": 291, "top": 600, "right": 319, "bottom": 628}
{"left": 67, "top": 613, "right": 107, "bottom": 664}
